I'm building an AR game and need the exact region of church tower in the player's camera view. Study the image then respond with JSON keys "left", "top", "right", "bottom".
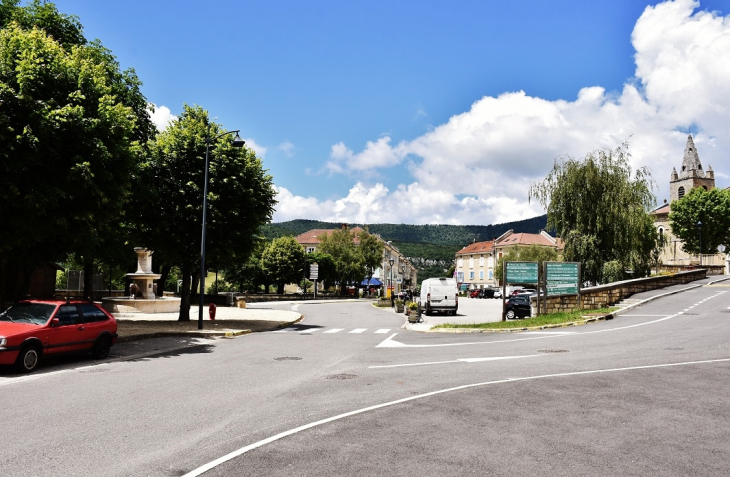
{"left": 669, "top": 135, "right": 715, "bottom": 202}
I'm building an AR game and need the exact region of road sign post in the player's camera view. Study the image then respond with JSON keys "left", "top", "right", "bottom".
{"left": 310, "top": 263, "right": 319, "bottom": 300}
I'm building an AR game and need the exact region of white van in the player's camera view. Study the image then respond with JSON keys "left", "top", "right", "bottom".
{"left": 419, "top": 277, "right": 458, "bottom": 315}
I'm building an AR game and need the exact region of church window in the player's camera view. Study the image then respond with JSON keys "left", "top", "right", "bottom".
{"left": 678, "top": 186, "right": 685, "bottom": 198}
{"left": 702, "top": 185, "right": 708, "bottom": 190}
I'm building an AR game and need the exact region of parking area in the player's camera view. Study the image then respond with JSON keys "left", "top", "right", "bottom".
{"left": 414, "top": 295, "right": 504, "bottom": 328}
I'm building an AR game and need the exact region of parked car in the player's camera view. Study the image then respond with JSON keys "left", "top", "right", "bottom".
{"left": 469, "top": 290, "right": 480, "bottom": 298}
{"left": 493, "top": 289, "right": 502, "bottom": 299}
{"left": 505, "top": 294, "right": 532, "bottom": 319}
{"left": 0, "top": 299, "right": 118, "bottom": 373}
{"left": 511, "top": 288, "right": 536, "bottom": 296}
{"left": 479, "top": 288, "right": 496, "bottom": 299}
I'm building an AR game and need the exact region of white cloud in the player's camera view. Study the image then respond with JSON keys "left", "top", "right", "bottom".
{"left": 278, "top": 141, "right": 295, "bottom": 157}
{"left": 244, "top": 138, "right": 267, "bottom": 158}
{"left": 149, "top": 103, "right": 176, "bottom": 131}
{"left": 275, "top": 0, "right": 730, "bottom": 224}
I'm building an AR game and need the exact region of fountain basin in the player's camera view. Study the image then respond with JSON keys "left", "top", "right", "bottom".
{"left": 101, "top": 296, "right": 181, "bottom": 314}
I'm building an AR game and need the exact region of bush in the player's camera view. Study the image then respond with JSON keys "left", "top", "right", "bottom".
{"left": 601, "top": 260, "right": 624, "bottom": 284}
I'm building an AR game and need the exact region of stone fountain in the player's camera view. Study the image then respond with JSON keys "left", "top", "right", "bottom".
{"left": 101, "top": 248, "right": 180, "bottom": 314}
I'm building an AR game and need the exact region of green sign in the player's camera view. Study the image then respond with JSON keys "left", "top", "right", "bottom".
{"left": 505, "top": 262, "right": 538, "bottom": 284}
{"left": 546, "top": 262, "right": 579, "bottom": 296}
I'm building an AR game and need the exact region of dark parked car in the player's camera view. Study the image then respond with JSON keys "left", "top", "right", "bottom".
{"left": 505, "top": 294, "right": 532, "bottom": 319}
{"left": 479, "top": 288, "right": 496, "bottom": 299}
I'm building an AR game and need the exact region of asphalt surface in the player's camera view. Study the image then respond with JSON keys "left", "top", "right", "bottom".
{"left": 2, "top": 277, "right": 729, "bottom": 476}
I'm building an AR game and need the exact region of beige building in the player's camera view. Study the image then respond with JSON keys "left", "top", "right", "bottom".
{"left": 652, "top": 135, "right": 726, "bottom": 270}
{"left": 455, "top": 230, "right": 563, "bottom": 289}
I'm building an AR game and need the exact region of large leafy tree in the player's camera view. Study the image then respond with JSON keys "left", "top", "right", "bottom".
{"left": 358, "top": 227, "right": 384, "bottom": 284}
{"left": 318, "top": 228, "right": 366, "bottom": 294}
{"left": 134, "top": 104, "right": 276, "bottom": 320}
{"left": 529, "top": 143, "right": 657, "bottom": 284}
{"left": 669, "top": 187, "right": 730, "bottom": 255}
{"left": 261, "top": 237, "right": 306, "bottom": 294}
{"left": 0, "top": 1, "right": 153, "bottom": 302}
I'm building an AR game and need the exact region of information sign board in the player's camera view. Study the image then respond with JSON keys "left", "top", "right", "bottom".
{"left": 545, "top": 262, "right": 579, "bottom": 296}
{"left": 309, "top": 263, "right": 319, "bottom": 280}
{"left": 505, "top": 262, "right": 539, "bottom": 284}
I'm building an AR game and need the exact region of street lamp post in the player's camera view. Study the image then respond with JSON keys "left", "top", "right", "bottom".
{"left": 389, "top": 256, "right": 395, "bottom": 307}
{"left": 697, "top": 221, "right": 703, "bottom": 267}
{"left": 199, "top": 129, "right": 245, "bottom": 330}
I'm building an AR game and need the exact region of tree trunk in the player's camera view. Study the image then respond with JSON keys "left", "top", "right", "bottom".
{"left": 178, "top": 260, "right": 191, "bottom": 321}
{"left": 277, "top": 282, "right": 285, "bottom": 294}
{"left": 158, "top": 264, "right": 171, "bottom": 297}
{"left": 83, "top": 259, "right": 93, "bottom": 301}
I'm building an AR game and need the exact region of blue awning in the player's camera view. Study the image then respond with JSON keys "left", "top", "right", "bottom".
{"left": 361, "top": 278, "right": 383, "bottom": 286}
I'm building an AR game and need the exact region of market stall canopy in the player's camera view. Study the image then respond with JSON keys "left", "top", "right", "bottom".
{"left": 361, "top": 278, "right": 383, "bottom": 286}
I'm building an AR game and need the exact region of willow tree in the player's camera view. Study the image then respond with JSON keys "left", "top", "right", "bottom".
{"left": 529, "top": 143, "right": 657, "bottom": 284}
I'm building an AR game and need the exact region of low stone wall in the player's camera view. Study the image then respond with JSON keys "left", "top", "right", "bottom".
{"left": 539, "top": 269, "right": 707, "bottom": 314}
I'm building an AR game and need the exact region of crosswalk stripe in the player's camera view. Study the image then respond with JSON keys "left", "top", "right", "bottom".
{"left": 299, "top": 329, "right": 317, "bottom": 334}
{"left": 323, "top": 329, "right": 344, "bottom": 333}
{"left": 374, "top": 329, "right": 391, "bottom": 334}
{"left": 349, "top": 328, "right": 367, "bottom": 334}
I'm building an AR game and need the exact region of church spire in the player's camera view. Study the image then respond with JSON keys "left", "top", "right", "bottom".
{"left": 679, "top": 135, "right": 704, "bottom": 178}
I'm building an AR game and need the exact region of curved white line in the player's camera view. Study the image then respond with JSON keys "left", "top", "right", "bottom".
{"left": 183, "top": 357, "right": 730, "bottom": 476}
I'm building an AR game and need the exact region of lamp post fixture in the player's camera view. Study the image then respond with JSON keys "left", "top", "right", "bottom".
{"left": 697, "top": 221, "right": 703, "bottom": 267}
{"left": 389, "top": 256, "right": 395, "bottom": 307}
{"left": 199, "top": 129, "right": 245, "bottom": 330}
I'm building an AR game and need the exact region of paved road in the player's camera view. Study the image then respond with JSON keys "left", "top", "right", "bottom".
{"left": 2, "top": 281, "right": 730, "bottom": 476}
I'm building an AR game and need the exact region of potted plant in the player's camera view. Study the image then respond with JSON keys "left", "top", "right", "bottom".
{"left": 394, "top": 299, "right": 405, "bottom": 313}
{"left": 406, "top": 301, "right": 419, "bottom": 323}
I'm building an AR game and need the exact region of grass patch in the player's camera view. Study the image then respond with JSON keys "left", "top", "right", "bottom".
{"left": 433, "top": 307, "right": 618, "bottom": 330}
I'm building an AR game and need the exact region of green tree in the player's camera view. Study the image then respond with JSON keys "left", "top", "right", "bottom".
{"left": 304, "top": 252, "right": 337, "bottom": 290}
{"left": 261, "top": 237, "right": 306, "bottom": 294}
{"left": 0, "top": 3, "right": 153, "bottom": 302}
{"left": 529, "top": 143, "right": 657, "bottom": 284}
{"left": 669, "top": 187, "right": 730, "bottom": 255}
{"left": 318, "top": 228, "right": 366, "bottom": 294}
{"left": 494, "top": 245, "right": 559, "bottom": 283}
{"left": 134, "top": 105, "right": 276, "bottom": 320}
{"left": 358, "top": 227, "right": 384, "bottom": 283}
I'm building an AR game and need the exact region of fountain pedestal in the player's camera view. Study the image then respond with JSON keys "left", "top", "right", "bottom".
{"left": 101, "top": 247, "right": 180, "bottom": 314}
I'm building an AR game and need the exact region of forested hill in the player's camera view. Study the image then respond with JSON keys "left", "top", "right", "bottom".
{"left": 261, "top": 215, "right": 548, "bottom": 246}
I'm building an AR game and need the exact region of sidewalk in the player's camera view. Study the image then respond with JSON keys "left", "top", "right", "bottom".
{"left": 114, "top": 305, "right": 302, "bottom": 341}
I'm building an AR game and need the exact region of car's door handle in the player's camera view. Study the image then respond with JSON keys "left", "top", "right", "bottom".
{"left": 78, "top": 326, "right": 85, "bottom": 331}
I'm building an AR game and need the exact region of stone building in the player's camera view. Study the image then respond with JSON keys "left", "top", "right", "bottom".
{"left": 652, "top": 135, "right": 725, "bottom": 269}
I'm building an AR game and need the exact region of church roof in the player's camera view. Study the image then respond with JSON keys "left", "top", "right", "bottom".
{"left": 679, "top": 135, "right": 706, "bottom": 179}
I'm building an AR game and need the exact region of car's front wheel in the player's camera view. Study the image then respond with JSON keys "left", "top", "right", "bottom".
{"left": 506, "top": 309, "right": 516, "bottom": 320}
{"left": 92, "top": 335, "right": 112, "bottom": 359}
{"left": 15, "top": 345, "right": 41, "bottom": 373}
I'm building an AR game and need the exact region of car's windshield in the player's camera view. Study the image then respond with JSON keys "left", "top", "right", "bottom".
{"left": 0, "top": 303, "right": 56, "bottom": 325}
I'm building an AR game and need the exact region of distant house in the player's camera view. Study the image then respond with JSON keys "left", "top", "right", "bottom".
{"left": 455, "top": 240, "right": 496, "bottom": 288}
{"left": 294, "top": 224, "right": 416, "bottom": 295}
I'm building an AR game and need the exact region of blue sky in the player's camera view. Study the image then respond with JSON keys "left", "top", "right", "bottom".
{"left": 53, "top": 0, "right": 730, "bottom": 225}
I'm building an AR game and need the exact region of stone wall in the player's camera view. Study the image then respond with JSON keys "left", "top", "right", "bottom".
{"left": 538, "top": 269, "right": 707, "bottom": 314}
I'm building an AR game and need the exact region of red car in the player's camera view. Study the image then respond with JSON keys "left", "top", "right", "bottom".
{"left": 0, "top": 299, "right": 118, "bottom": 373}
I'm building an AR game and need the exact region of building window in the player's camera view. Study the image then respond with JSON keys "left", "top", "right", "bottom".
{"left": 479, "top": 270, "right": 484, "bottom": 280}
{"left": 458, "top": 258, "right": 463, "bottom": 268}
{"left": 488, "top": 256, "right": 494, "bottom": 267}
{"left": 306, "top": 247, "right": 315, "bottom": 254}
{"left": 457, "top": 271, "right": 464, "bottom": 282}
{"left": 479, "top": 255, "right": 484, "bottom": 266}
{"left": 469, "top": 271, "right": 474, "bottom": 280}
{"left": 678, "top": 186, "right": 685, "bottom": 198}
{"left": 469, "top": 257, "right": 474, "bottom": 268}
{"left": 488, "top": 270, "right": 493, "bottom": 280}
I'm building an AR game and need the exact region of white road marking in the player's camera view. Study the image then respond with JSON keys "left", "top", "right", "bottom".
{"left": 349, "top": 328, "right": 367, "bottom": 334}
{"left": 369, "top": 354, "right": 542, "bottom": 369}
{"left": 291, "top": 305, "right": 299, "bottom": 311}
{"left": 183, "top": 357, "right": 730, "bottom": 477}
{"left": 299, "top": 329, "right": 317, "bottom": 334}
{"left": 374, "top": 329, "right": 391, "bottom": 334}
{"left": 323, "top": 329, "right": 344, "bottom": 334}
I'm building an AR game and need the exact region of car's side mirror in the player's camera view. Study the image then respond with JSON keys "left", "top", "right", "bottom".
{"left": 51, "top": 318, "right": 60, "bottom": 327}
